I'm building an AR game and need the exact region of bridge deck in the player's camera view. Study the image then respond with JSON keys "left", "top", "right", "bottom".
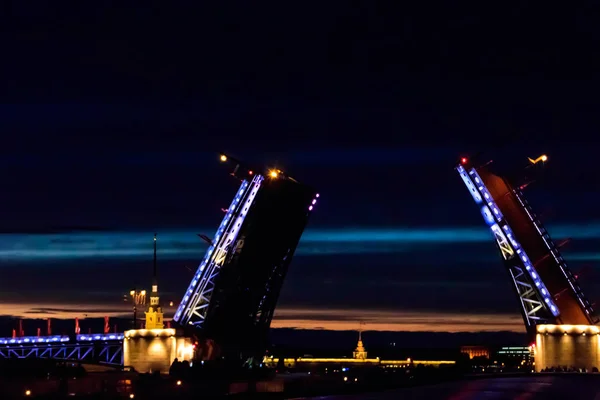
{"left": 0, "top": 333, "right": 124, "bottom": 345}
{"left": 0, "top": 333, "right": 124, "bottom": 366}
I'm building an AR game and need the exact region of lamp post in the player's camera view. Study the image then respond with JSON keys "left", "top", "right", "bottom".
{"left": 129, "top": 289, "right": 147, "bottom": 329}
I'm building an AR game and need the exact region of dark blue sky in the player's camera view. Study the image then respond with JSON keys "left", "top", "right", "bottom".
{"left": 1, "top": 2, "right": 600, "bottom": 334}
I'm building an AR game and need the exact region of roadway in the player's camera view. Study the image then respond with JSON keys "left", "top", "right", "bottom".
{"left": 299, "top": 375, "right": 600, "bottom": 400}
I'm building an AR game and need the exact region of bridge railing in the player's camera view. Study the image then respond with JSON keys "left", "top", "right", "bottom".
{"left": 0, "top": 341, "right": 123, "bottom": 366}
{"left": 0, "top": 334, "right": 125, "bottom": 366}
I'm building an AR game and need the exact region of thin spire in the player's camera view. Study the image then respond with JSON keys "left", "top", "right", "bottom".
{"left": 353, "top": 321, "right": 367, "bottom": 360}
{"left": 153, "top": 233, "right": 157, "bottom": 285}
{"left": 146, "top": 232, "right": 163, "bottom": 329}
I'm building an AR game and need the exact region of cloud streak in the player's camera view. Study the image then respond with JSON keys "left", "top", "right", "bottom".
{"left": 0, "top": 225, "right": 599, "bottom": 262}
{"left": 0, "top": 302, "right": 132, "bottom": 320}
{"left": 0, "top": 224, "right": 594, "bottom": 335}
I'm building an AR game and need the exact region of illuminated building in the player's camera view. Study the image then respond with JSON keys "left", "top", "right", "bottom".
{"left": 263, "top": 331, "right": 455, "bottom": 369}
{"left": 123, "top": 329, "right": 194, "bottom": 374}
{"left": 534, "top": 324, "right": 600, "bottom": 371}
{"left": 123, "top": 235, "right": 185, "bottom": 373}
{"left": 144, "top": 234, "right": 164, "bottom": 330}
{"left": 352, "top": 330, "right": 368, "bottom": 360}
{"left": 263, "top": 357, "right": 455, "bottom": 369}
{"left": 173, "top": 154, "right": 318, "bottom": 366}
{"left": 496, "top": 346, "right": 533, "bottom": 368}
{"left": 460, "top": 346, "right": 490, "bottom": 359}
{"left": 497, "top": 346, "right": 532, "bottom": 359}
{"left": 456, "top": 156, "right": 597, "bottom": 338}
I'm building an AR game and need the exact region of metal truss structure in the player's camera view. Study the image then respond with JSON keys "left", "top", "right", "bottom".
{"left": 457, "top": 158, "right": 598, "bottom": 335}
{"left": 0, "top": 333, "right": 125, "bottom": 366}
{"left": 174, "top": 174, "right": 266, "bottom": 327}
{"left": 457, "top": 163, "right": 558, "bottom": 334}
{"left": 512, "top": 188, "right": 597, "bottom": 321}
{"left": 0, "top": 341, "right": 123, "bottom": 366}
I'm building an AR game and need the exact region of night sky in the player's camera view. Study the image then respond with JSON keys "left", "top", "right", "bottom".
{"left": 2, "top": 3, "right": 600, "bottom": 337}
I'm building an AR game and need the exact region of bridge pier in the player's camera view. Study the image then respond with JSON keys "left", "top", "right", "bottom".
{"left": 122, "top": 328, "right": 194, "bottom": 374}
{"left": 534, "top": 325, "right": 600, "bottom": 372}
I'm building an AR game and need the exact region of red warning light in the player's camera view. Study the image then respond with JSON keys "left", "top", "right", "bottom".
{"left": 248, "top": 170, "right": 253, "bottom": 175}
{"left": 460, "top": 157, "right": 468, "bottom": 164}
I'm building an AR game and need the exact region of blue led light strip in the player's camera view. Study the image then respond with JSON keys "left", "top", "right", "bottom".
{"left": 77, "top": 334, "right": 124, "bottom": 341}
{"left": 174, "top": 175, "right": 265, "bottom": 324}
{"left": 457, "top": 165, "right": 559, "bottom": 317}
{"left": 173, "top": 179, "right": 251, "bottom": 321}
{"left": 513, "top": 189, "right": 595, "bottom": 317}
{"left": 0, "top": 333, "right": 126, "bottom": 346}
{"left": 173, "top": 179, "right": 252, "bottom": 321}
{"left": 0, "top": 335, "right": 70, "bottom": 345}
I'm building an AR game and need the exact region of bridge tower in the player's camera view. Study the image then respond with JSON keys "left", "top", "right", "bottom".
{"left": 173, "top": 153, "right": 318, "bottom": 366}
{"left": 456, "top": 156, "right": 598, "bottom": 341}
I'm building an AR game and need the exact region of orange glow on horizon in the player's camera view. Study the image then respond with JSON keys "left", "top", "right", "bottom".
{"left": 270, "top": 308, "right": 526, "bottom": 333}
{"left": 0, "top": 303, "right": 526, "bottom": 333}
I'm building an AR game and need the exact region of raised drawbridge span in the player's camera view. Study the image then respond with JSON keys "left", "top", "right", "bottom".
{"left": 0, "top": 154, "right": 318, "bottom": 367}
{"left": 456, "top": 156, "right": 597, "bottom": 338}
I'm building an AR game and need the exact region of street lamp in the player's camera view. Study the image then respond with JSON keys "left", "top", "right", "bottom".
{"left": 129, "top": 289, "right": 147, "bottom": 329}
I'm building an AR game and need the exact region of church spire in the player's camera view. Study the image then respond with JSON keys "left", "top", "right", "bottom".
{"left": 150, "top": 233, "right": 159, "bottom": 302}
{"left": 153, "top": 232, "right": 157, "bottom": 286}
{"left": 353, "top": 322, "right": 368, "bottom": 360}
{"left": 145, "top": 233, "right": 164, "bottom": 329}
